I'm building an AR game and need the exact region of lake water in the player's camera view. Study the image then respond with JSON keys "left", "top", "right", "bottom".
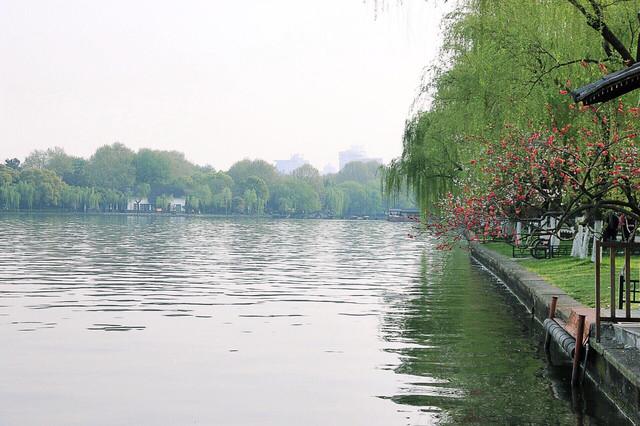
{"left": 0, "top": 215, "right": 627, "bottom": 425}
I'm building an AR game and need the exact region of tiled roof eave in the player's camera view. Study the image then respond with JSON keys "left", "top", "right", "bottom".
{"left": 572, "top": 62, "right": 640, "bottom": 105}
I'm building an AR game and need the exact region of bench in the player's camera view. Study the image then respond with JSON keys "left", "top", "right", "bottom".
{"left": 549, "top": 244, "right": 572, "bottom": 258}
{"left": 619, "top": 276, "right": 640, "bottom": 309}
{"left": 509, "top": 239, "right": 561, "bottom": 259}
{"left": 510, "top": 242, "right": 531, "bottom": 258}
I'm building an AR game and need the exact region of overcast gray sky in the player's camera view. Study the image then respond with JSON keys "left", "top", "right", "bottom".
{"left": 1, "top": 0, "right": 445, "bottom": 171}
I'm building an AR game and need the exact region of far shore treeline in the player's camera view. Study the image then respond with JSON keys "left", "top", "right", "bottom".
{"left": 0, "top": 144, "right": 412, "bottom": 217}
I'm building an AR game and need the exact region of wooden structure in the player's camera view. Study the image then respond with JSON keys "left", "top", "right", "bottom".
{"left": 594, "top": 241, "right": 640, "bottom": 341}
{"left": 572, "top": 62, "right": 640, "bottom": 105}
{"left": 544, "top": 296, "right": 589, "bottom": 386}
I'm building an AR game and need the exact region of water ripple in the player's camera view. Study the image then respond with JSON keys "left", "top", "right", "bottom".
{"left": 0, "top": 214, "right": 622, "bottom": 425}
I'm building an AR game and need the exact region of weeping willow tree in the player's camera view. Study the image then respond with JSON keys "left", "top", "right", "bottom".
{"left": 382, "top": 110, "right": 462, "bottom": 212}
{"left": 384, "top": 0, "right": 640, "bottom": 212}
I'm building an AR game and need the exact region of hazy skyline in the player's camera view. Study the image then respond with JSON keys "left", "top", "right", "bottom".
{"left": 1, "top": 1, "right": 446, "bottom": 171}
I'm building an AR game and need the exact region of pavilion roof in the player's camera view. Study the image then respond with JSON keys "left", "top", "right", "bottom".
{"left": 572, "top": 62, "right": 640, "bottom": 105}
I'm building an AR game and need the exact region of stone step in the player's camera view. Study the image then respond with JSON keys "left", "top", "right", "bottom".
{"left": 611, "top": 323, "right": 640, "bottom": 350}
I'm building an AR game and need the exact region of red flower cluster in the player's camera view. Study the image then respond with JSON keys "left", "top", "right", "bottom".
{"left": 428, "top": 100, "right": 640, "bottom": 246}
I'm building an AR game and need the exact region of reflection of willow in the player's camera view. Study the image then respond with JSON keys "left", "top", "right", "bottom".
{"left": 380, "top": 248, "right": 575, "bottom": 424}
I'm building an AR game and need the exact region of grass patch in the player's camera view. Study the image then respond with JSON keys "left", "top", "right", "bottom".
{"left": 480, "top": 241, "right": 640, "bottom": 308}
{"left": 520, "top": 256, "right": 602, "bottom": 307}
{"left": 482, "top": 241, "right": 514, "bottom": 257}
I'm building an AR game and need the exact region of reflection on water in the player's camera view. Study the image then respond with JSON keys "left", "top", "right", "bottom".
{"left": 0, "top": 214, "right": 626, "bottom": 425}
{"left": 382, "top": 250, "right": 598, "bottom": 424}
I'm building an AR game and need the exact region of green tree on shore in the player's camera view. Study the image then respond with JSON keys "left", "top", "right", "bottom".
{"left": 2, "top": 150, "right": 407, "bottom": 216}
{"left": 385, "top": 0, "right": 640, "bottom": 212}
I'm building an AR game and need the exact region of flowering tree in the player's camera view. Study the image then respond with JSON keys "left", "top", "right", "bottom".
{"left": 431, "top": 97, "right": 640, "bottom": 245}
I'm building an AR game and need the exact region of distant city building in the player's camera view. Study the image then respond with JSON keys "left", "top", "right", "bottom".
{"left": 339, "top": 146, "right": 366, "bottom": 170}
{"left": 322, "top": 163, "right": 338, "bottom": 175}
{"left": 338, "top": 146, "right": 383, "bottom": 170}
{"left": 275, "top": 154, "right": 308, "bottom": 174}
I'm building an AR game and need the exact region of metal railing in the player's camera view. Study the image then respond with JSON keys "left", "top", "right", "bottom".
{"left": 594, "top": 241, "right": 640, "bottom": 341}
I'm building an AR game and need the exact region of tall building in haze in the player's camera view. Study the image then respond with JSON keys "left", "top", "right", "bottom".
{"left": 275, "top": 154, "right": 308, "bottom": 174}
{"left": 322, "top": 163, "right": 338, "bottom": 175}
{"left": 338, "top": 146, "right": 382, "bottom": 170}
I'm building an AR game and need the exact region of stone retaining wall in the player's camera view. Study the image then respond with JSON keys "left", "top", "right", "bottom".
{"left": 470, "top": 242, "right": 640, "bottom": 423}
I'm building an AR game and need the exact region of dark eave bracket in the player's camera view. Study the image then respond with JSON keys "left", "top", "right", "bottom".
{"left": 572, "top": 62, "right": 640, "bottom": 105}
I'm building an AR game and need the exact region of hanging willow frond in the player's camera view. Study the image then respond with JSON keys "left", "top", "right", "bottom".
{"left": 382, "top": 112, "right": 462, "bottom": 213}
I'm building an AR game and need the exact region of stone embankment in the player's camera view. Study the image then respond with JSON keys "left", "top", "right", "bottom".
{"left": 470, "top": 242, "right": 640, "bottom": 423}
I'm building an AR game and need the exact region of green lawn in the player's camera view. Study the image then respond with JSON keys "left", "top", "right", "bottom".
{"left": 482, "top": 241, "right": 515, "bottom": 258}
{"left": 481, "top": 241, "right": 639, "bottom": 308}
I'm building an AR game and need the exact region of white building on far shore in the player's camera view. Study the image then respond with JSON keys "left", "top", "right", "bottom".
{"left": 339, "top": 146, "right": 383, "bottom": 170}
{"left": 127, "top": 198, "right": 153, "bottom": 212}
{"left": 275, "top": 154, "right": 308, "bottom": 174}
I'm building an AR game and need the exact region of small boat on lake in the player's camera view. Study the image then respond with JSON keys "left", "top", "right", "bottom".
{"left": 387, "top": 208, "right": 420, "bottom": 222}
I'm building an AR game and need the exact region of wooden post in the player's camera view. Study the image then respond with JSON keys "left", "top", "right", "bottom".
{"left": 571, "top": 315, "right": 586, "bottom": 386}
{"left": 549, "top": 296, "right": 558, "bottom": 319}
{"left": 610, "top": 247, "right": 616, "bottom": 320}
{"left": 544, "top": 296, "right": 559, "bottom": 358}
{"left": 626, "top": 246, "right": 632, "bottom": 319}
{"left": 595, "top": 240, "right": 601, "bottom": 342}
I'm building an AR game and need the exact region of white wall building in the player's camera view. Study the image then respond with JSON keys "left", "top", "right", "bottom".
{"left": 338, "top": 146, "right": 383, "bottom": 170}
{"left": 275, "top": 154, "right": 308, "bottom": 174}
{"left": 127, "top": 198, "right": 153, "bottom": 212}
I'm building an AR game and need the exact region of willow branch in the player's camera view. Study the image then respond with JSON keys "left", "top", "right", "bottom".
{"left": 567, "top": 0, "right": 635, "bottom": 64}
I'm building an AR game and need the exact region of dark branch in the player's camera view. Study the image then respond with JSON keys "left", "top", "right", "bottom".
{"left": 526, "top": 57, "right": 605, "bottom": 96}
{"left": 636, "top": 12, "right": 640, "bottom": 61}
{"left": 567, "top": 0, "right": 635, "bottom": 64}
